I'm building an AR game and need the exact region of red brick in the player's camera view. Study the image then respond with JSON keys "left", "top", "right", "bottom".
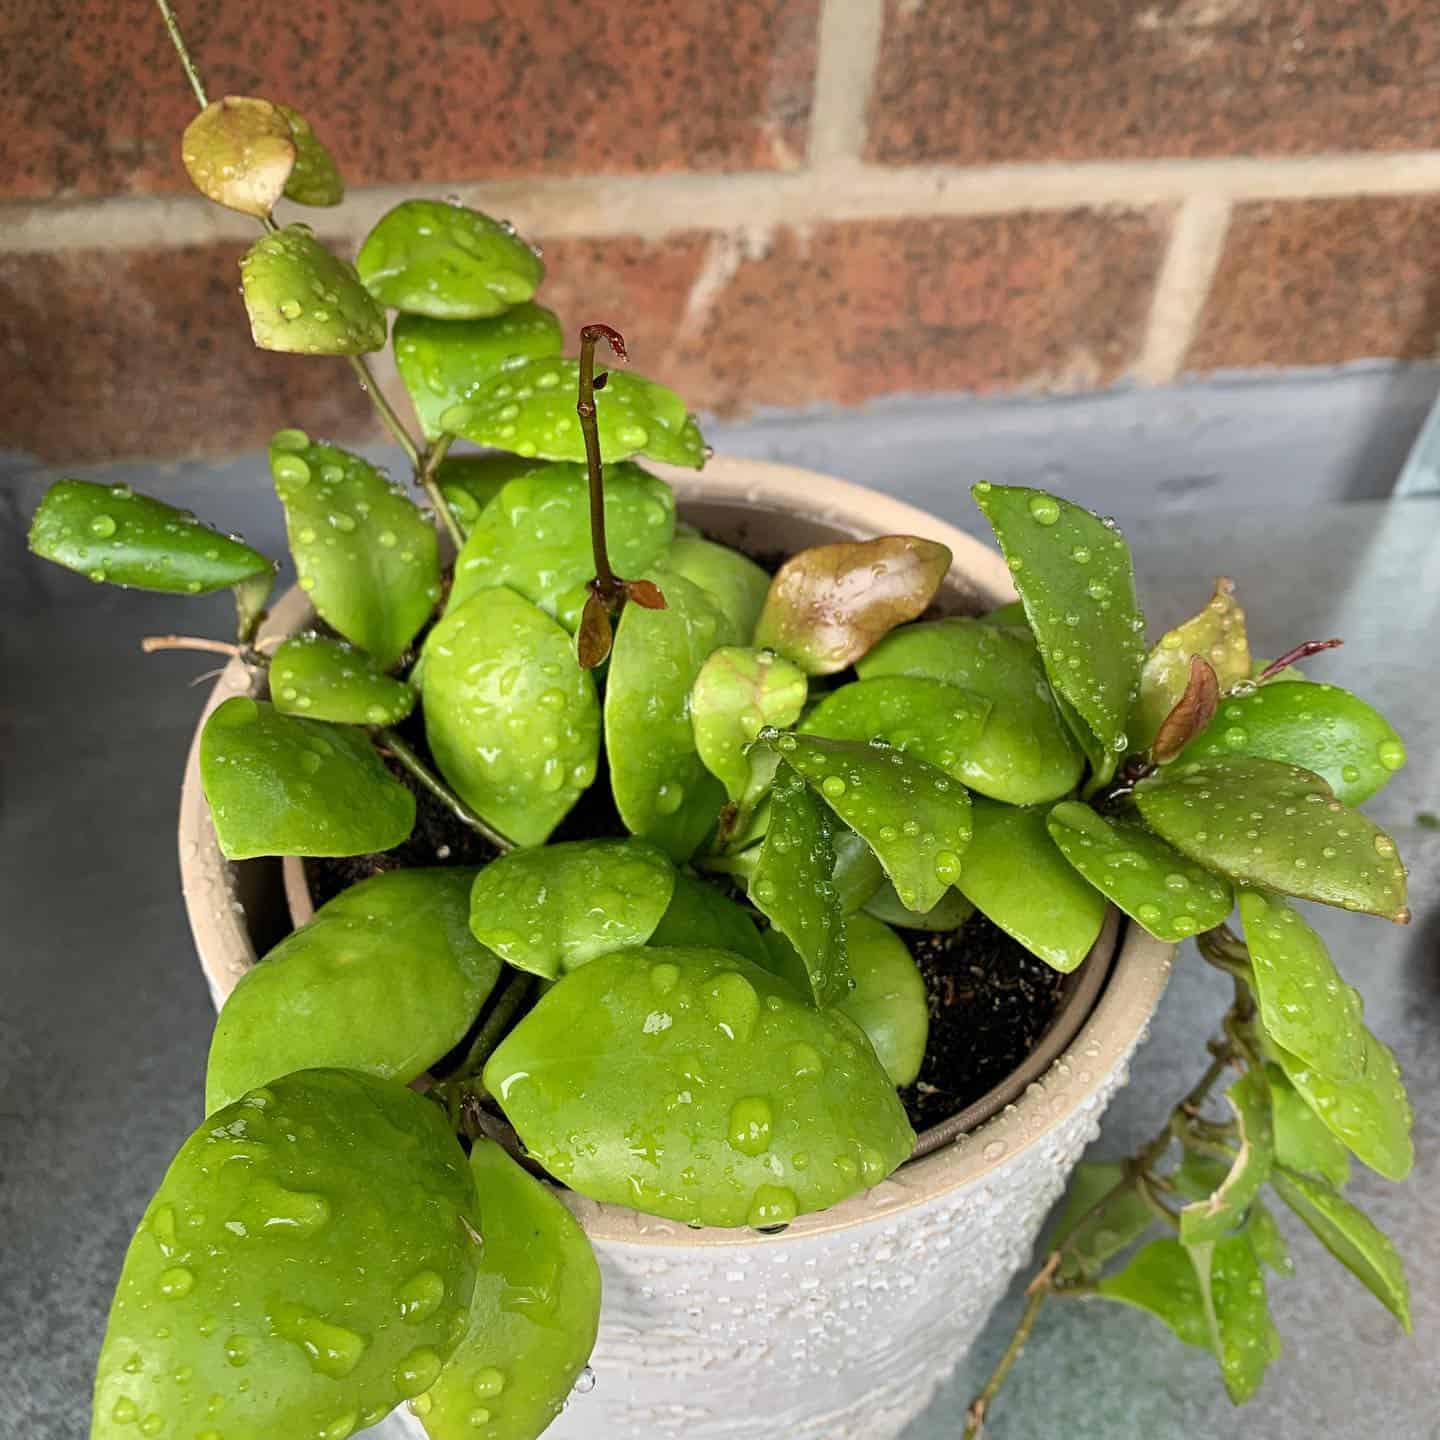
{"left": 0, "top": 0, "right": 819, "bottom": 201}
{"left": 1186, "top": 196, "right": 1440, "bottom": 371}
{"left": 866, "top": 0, "right": 1440, "bottom": 166}
{"left": 0, "top": 245, "right": 375, "bottom": 463}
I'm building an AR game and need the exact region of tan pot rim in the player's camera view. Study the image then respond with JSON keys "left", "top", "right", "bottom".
{"left": 179, "top": 455, "right": 1173, "bottom": 1249}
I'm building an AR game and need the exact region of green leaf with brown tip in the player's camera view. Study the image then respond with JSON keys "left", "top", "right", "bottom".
{"left": 199, "top": 698, "right": 415, "bottom": 859}
{"left": 276, "top": 104, "right": 343, "bottom": 206}
{"left": 863, "top": 879, "right": 973, "bottom": 931}
{"left": 468, "top": 839, "right": 675, "bottom": 980}
{"left": 270, "top": 634, "right": 416, "bottom": 726}
{"left": 648, "top": 873, "right": 770, "bottom": 967}
{"left": 394, "top": 304, "right": 563, "bottom": 441}
{"left": 1267, "top": 1063, "right": 1351, "bottom": 1188}
{"left": 181, "top": 96, "right": 295, "bottom": 218}
{"left": 28, "top": 480, "right": 272, "bottom": 594}
{"left": 955, "top": 796, "right": 1106, "bottom": 973}
{"left": 665, "top": 533, "right": 772, "bottom": 637}
{"left": 421, "top": 588, "right": 599, "bottom": 848}
{"left": 692, "top": 647, "right": 808, "bottom": 804}
{"left": 416, "top": 1140, "right": 601, "bottom": 1440}
{"left": 483, "top": 947, "right": 914, "bottom": 1228}
{"left": 971, "top": 483, "right": 1144, "bottom": 759}
{"left": 857, "top": 618, "right": 1082, "bottom": 804}
{"left": 753, "top": 536, "right": 952, "bottom": 676}
{"left": 92, "top": 1071, "right": 479, "bottom": 1440}
{"left": 1177, "top": 682, "right": 1406, "bottom": 806}
{"left": 240, "top": 226, "right": 387, "bottom": 354}
{"left": 1272, "top": 1167, "right": 1411, "bottom": 1332}
{"left": 1133, "top": 756, "right": 1408, "bottom": 920}
{"left": 1046, "top": 801, "right": 1233, "bottom": 942}
{"left": 1186, "top": 1234, "right": 1281, "bottom": 1403}
{"left": 765, "top": 732, "right": 973, "bottom": 915}
{"left": 357, "top": 201, "right": 543, "bottom": 319}
{"left": 270, "top": 431, "right": 440, "bottom": 667}
{"left": 1047, "top": 1161, "right": 1153, "bottom": 1282}
{"left": 1179, "top": 1069, "right": 1274, "bottom": 1247}
{"left": 435, "top": 454, "right": 540, "bottom": 535}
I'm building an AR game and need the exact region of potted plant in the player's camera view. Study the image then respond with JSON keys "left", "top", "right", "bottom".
{"left": 33, "top": 6, "right": 1414, "bottom": 1439}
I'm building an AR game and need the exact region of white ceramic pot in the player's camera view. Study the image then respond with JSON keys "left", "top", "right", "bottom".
{"left": 179, "top": 457, "right": 1173, "bottom": 1440}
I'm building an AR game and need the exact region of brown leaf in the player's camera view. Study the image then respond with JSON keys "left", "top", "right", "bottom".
{"left": 181, "top": 97, "right": 296, "bottom": 219}
{"left": 1151, "top": 655, "right": 1220, "bottom": 764}
{"left": 625, "top": 577, "right": 668, "bottom": 610}
{"left": 752, "top": 535, "right": 952, "bottom": 676}
{"left": 576, "top": 591, "right": 614, "bottom": 670}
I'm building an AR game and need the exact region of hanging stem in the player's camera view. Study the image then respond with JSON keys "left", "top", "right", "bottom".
{"left": 577, "top": 323, "right": 628, "bottom": 607}
{"left": 153, "top": 0, "right": 208, "bottom": 109}
{"left": 453, "top": 970, "right": 536, "bottom": 1081}
{"left": 141, "top": 634, "right": 244, "bottom": 659}
{"left": 416, "top": 434, "right": 465, "bottom": 550}
{"left": 374, "top": 727, "right": 514, "bottom": 853}
{"left": 347, "top": 356, "right": 422, "bottom": 471}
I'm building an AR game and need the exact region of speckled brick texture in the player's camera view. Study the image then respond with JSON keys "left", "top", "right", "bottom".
{"left": 1186, "top": 197, "right": 1440, "bottom": 371}
{"left": 866, "top": 0, "right": 1440, "bottom": 165}
{"left": 0, "top": 0, "right": 819, "bottom": 200}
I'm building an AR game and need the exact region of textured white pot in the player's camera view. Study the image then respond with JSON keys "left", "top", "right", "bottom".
{"left": 179, "top": 457, "right": 1173, "bottom": 1440}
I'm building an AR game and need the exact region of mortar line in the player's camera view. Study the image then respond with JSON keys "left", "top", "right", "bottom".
{"left": 1133, "top": 195, "right": 1233, "bottom": 385}
{"left": 807, "top": 0, "right": 886, "bottom": 170}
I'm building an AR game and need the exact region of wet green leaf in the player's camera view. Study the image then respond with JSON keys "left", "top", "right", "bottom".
{"left": 1046, "top": 801, "right": 1232, "bottom": 942}
{"left": 1176, "top": 682, "right": 1406, "bottom": 806}
{"left": 835, "top": 912, "right": 929, "bottom": 1087}
{"left": 233, "top": 568, "right": 275, "bottom": 645}
{"left": 444, "top": 359, "right": 705, "bottom": 468}
{"left": 270, "top": 634, "right": 416, "bottom": 726}
{"left": 484, "top": 947, "right": 915, "bottom": 1228}
{"left": 92, "top": 1071, "right": 479, "bottom": 1440}
{"left": 468, "top": 839, "right": 675, "bottom": 980}
{"left": 28, "top": 479, "right": 272, "bottom": 594}
{"left": 955, "top": 797, "right": 1106, "bottom": 973}
{"left": 1133, "top": 756, "right": 1409, "bottom": 921}
{"left": 1047, "top": 1160, "right": 1152, "bottom": 1282}
{"left": 1239, "top": 891, "right": 1366, "bottom": 1081}
{"left": 276, "top": 105, "right": 343, "bottom": 206}
{"left": 1055, "top": 688, "right": 1120, "bottom": 791}
{"left": 1172, "top": 1150, "right": 1232, "bottom": 1202}
{"left": 421, "top": 588, "right": 599, "bottom": 848}
{"left": 1179, "top": 1069, "right": 1274, "bottom": 1247}
{"left": 831, "top": 827, "right": 888, "bottom": 914}
{"left": 417, "top": 1141, "right": 601, "bottom": 1440}
{"left": 435, "top": 454, "right": 541, "bottom": 536}
{"left": 606, "top": 570, "right": 737, "bottom": 860}
{"left": 863, "top": 879, "right": 973, "bottom": 931}
{"left": 748, "top": 764, "right": 848, "bottom": 1006}
{"left": 1267, "top": 1063, "right": 1351, "bottom": 1188}
{"left": 394, "top": 304, "right": 563, "bottom": 441}
{"left": 1096, "top": 1237, "right": 1211, "bottom": 1347}
{"left": 648, "top": 873, "right": 770, "bottom": 967}
{"left": 448, "top": 461, "right": 675, "bottom": 624}
{"left": 270, "top": 430, "right": 440, "bottom": 667}
{"left": 753, "top": 536, "right": 952, "bottom": 675}
{"left": 971, "top": 483, "right": 1144, "bottom": 759}
{"left": 1272, "top": 1167, "right": 1410, "bottom": 1332}
{"left": 857, "top": 618, "right": 1082, "bottom": 804}
{"left": 664, "top": 533, "right": 771, "bottom": 637}
{"left": 1132, "top": 578, "right": 1251, "bottom": 750}
{"left": 692, "top": 646, "right": 808, "bottom": 804}
{"left": 199, "top": 697, "right": 414, "bottom": 860}
{"left": 240, "top": 226, "right": 387, "bottom": 354}
{"left": 1246, "top": 1202, "right": 1293, "bottom": 1276}
{"left": 981, "top": 599, "right": 1027, "bottom": 627}
{"left": 357, "top": 201, "right": 543, "bottom": 319}
{"left": 766, "top": 732, "right": 973, "bottom": 915}
{"left": 206, "top": 871, "right": 500, "bottom": 1113}
{"left": 181, "top": 96, "right": 295, "bottom": 218}
{"left": 1187, "top": 1234, "right": 1281, "bottom": 1403}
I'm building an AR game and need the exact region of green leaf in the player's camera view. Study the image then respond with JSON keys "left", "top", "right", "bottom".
{"left": 181, "top": 96, "right": 295, "bottom": 218}
{"left": 270, "top": 634, "right": 416, "bottom": 726}
{"left": 1176, "top": 682, "right": 1406, "bottom": 806}
{"left": 748, "top": 763, "right": 848, "bottom": 1006}
{"left": 199, "top": 698, "right": 414, "bottom": 860}
{"left": 863, "top": 879, "right": 973, "bottom": 931}
{"left": 1172, "top": 1150, "right": 1232, "bottom": 1201}
{"left": 857, "top": 618, "right": 1082, "bottom": 804}
{"left": 1055, "top": 687, "right": 1120, "bottom": 791}
{"left": 664, "top": 533, "right": 771, "bottom": 638}
{"left": 1046, "top": 801, "right": 1233, "bottom": 942}
{"left": 1187, "top": 1234, "right": 1282, "bottom": 1403}
{"left": 468, "top": 839, "right": 675, "bottom": 980}
{"left": 233, "top": 568, "right": 275, "bottom": 645}
{"left": 1133, "top": 756, "right": 1409, "bottom": 922}
{"left": 955, "top": 797, "right": 1106, "bottom": 973}
{"left": 435, "top": 454, "right": 539, "bottom": 536}
{"left": 92, "top": 1071, "right": 479, "bottom": 1440}
{"left": 971, "top": 483, "right": 1144, "bottom": 759}
{"left": 1239, "top": 891, "right": 1366, "bottom": 1081}
{"left": 28, "top": 480, "right": 271, "bottom": 593}
{"left": 484, "top": 947, "right": 915, "bottom": 1228}
{"left": 205, "top": 870, "right": 501, "bottom": 1113}
{"left": 835, "top": 912, "right": 929, "bottom": 1087}
{"left": 981, "top": 599, "right": 1027, "bottom": 626}
{"left": 1267, "top": 1063, "right": 1350, "bottom": 1188}
{"left": 357, "top": 201, "right": 544, "bottom": 319}
{"left": 447, "top": 461, "right": 675, "bottom": 624}
{"left": 1046, "top": 1160, "right": 1153, "bottom": 1282}
{"left": 831, "top": 825, "right": 887, "bottom": 914}
{"left": 1272, "top": 1167, "right": 1411, "bottom": 1332}
{"left": 444, "top": 359, "right": 705, "bottom": 468}
{"left": 276, "top": 104, "right": 343, "bottom": 206}
{"left": 1096, "top": 1237, "right": 1211, "bottom": 1348}
{"left": 416, "top": 1141, "right": 601, "bottom": 1440}
{"left": 1179, "top": 1069, "right": 1274, "bottom": 1247}
{"left": 1246, "top": 1202, "right": 1293, "bottom": 1276}
{"left": 648, "top": 873, "right": 770, "bottom": 967}
{"left": 270, "top": 430, "right": 440, "bottom": 667}
{"left": 692, "top": 646, "right": 808, "bottom": 804}
{"left": 394, "top": 304, "right": 563, "bottom": 441}
{"left": 800, "top": 676, "right": 991, "bottom": 782}
{"left": 1131, "top": 577, "right": 1251, "bottom": 751}
{"left": 606, "top": 570, "right": 737, "bottom": 860}
{"left": 240, "top": 225, "right": 387, "bottom": 354}
{"left": 421, "top": 588, "right": 599, "bottom": 848}
{"left": 766, "top": 732, "right": 973, "bottom": 914}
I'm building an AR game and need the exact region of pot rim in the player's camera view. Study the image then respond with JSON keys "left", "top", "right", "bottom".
{"left": 178, "top": 454, "right": 1173, "bottom": 1248}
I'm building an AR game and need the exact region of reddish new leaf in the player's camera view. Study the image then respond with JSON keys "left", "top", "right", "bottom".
{"left": 1151, "top": 655, "right": 1219, "bottom": 764}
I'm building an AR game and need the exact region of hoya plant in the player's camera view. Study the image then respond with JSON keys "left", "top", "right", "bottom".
{"left": 31, "top": 5, "right": 1415, "bottom": 1439}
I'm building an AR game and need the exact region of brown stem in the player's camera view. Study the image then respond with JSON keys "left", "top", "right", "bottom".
{"left": 962, "top": 1285, "right": 1052, "bottom": 1440}
{"left": 1255, "top": 638, "right": 1342, "bottom": 683}
{"left": 141, "top": 634, "right": 244, "bottom": 659}
{"left": 373, "top": 727, "right": 514, "bottom": 852}
{"left": 577, "top": 323, "right": 628, "bottom": 607}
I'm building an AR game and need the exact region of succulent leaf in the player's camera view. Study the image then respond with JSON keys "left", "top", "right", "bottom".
{"left": 270, "top": 634, "right": 416, "bottom": 726}
{"left": 240, "top": 227, "right": 387, "bottom": 354}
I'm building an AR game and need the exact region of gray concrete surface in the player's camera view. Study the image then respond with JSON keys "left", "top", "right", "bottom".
{"left": 2, "top": 375, "right": 1437, "bottom": 1438}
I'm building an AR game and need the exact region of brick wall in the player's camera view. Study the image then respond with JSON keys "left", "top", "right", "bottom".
{"left": 5, "top": 0, "right": 1440, "bottom": 463}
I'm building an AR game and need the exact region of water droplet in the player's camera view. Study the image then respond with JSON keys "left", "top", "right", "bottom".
{"left": 1027, "top": 494, "right": 1060, "bottom": 526}
{"left": 650, "top": 961, "right": 680, "bottom": 995}
{"left": 271, "top": 1309, "right": 368, "bottom": 1378}
{"left": 933, "top": 849, "right": 963, "bottom": 884}
{"left": 727, "top": 1096, "right": 774, "bottom": 1156}
{"left": 472, "top": 1367, "right": 506, "bottom": 1399}
{"left": 1373, "top": 834, "right": 1396, "bottom": 858}
{"left": 158, "top": 1266, "right": 194, "bottom": 1299}
{"left": 1377, "top": 739, "right": 1405, "bottom": 771}
{"left": 1071, "top": 545, "right": 1091, "bottom": 564}
{"left": 111, "top": 1397, "right": 139, "bottom": 1425}
{"left": 790, "top": 1042, "right": 824, "bottom": 1079}
{"left": 704, "top": 971, "right": 760, "bottom": 1041}
{"left": 396, "top": 1270, "right": 446, "bottom": 1323}
{"left": 982, "top": 1139, "right": 1007, "bottom": 1162}
{"left": 572, "top": 1365, "right": 597, "bottom": 1395}
{"left": 139, "top": 1415, "right": 164, "bottom": 1437}
{"left": 747, "top": 1184, "right": 799, "bottom": 1230}
{"left": 394, "top": 1347, "right": 443, "bottom": 1398}
{"left": 820, "top": 774, "right": 847, "bottom": 799}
